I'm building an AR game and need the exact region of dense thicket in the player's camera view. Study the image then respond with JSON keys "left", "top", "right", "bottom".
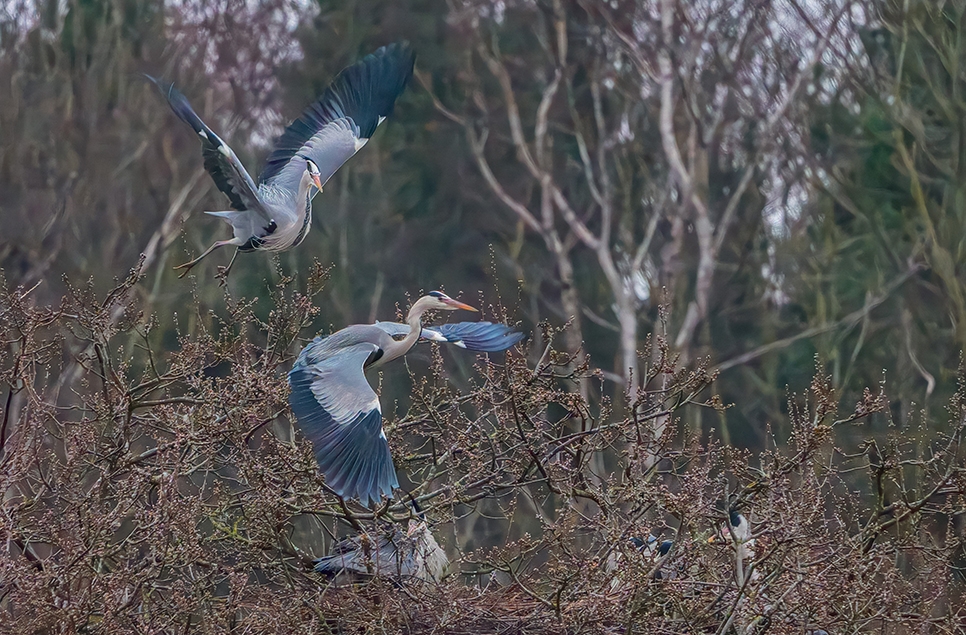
{"left": 2, "top": 267, "right": 964, "bottom": 633}
{"left": 4, "top": 0, "right": 966, "bottom": 632}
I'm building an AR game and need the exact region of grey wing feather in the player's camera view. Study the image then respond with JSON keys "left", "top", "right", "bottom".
{"left": 373, "top": 321, "right": 526, "bottom": 352}
{"left": 261, "top": 119, "right": 359, "bottom": 212}
{"left": 288, "top": 339, "right": 398, "bottom": 506}
{"left": 432, "top": 322, "right": 526, "bottom": 352}
{"left": 259, "top": 43, "right": 414, "bottom": 198}
{"left": 146, "top": 75, "right": 270, "bottom": 222}
{"left": 314, "top": 527, "right": 405, "bottom": 577}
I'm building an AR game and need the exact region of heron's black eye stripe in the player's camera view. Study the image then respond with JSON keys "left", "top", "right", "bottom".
{"left": 428, "top": 291, "right": 444, "bottom": 298}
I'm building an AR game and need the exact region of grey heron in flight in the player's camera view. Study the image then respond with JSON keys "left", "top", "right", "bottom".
{"left": 288, "top": 291, "right": 525, "bottom": 507}
{"left": 148, "top": 43, "right": 415, "bottom": 276}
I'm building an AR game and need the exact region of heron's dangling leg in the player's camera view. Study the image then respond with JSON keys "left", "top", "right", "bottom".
{"left": 215, "top": 248, "right": 240, "bottom": 287}
{"left": 174, "top": 239, "right": 235, "bottom": 278}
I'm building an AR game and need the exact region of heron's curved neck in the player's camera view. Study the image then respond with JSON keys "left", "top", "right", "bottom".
{"left": 291, "top": 174, "right": 314, "bottom": 247}
{"left": 377, "top": 300, "right": 430, "bottom": 366}
{"left": 263, "top": 173, "right": 316, "bottom": 251}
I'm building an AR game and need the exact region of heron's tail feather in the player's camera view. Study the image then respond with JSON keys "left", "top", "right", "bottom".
{"left": 205, "top": 211, "right": 261, "bottom": 244}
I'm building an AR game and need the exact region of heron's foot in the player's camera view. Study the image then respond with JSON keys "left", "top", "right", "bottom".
{"left": 173, "top": 239, "right": 233, "bottom": 278}
{"left": 214, "top": 248, "right": 240, "bottom": 287}
{"left": 214, "top": 264, "right": 231, "bottom": 287}
{"left": 174, "top": 259, "right": 198, "bottom": 279}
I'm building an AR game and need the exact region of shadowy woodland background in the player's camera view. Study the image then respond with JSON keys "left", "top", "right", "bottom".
{"left": 4, "top": 0, "right": 966, "bottom": 632}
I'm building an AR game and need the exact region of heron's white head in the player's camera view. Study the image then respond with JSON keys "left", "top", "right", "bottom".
{"left": 406, "top": 291, "right": 477, "bottom": 324}
{"left": 709, "top": 509, "right": 753, "bottom": 545}
{"left": 424, "top": 291, "right": 477, "bottom": 312}
{"left": 305, "top": 159, "right": 323, "bottom": 191}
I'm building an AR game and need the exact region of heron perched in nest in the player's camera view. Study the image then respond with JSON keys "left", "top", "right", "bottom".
{"left": 314, "top": 516, "right": 448, "bottom": 584}
{"left": 711, "top": 509, "right": 756, "bottom": 560}
{"left": 606, "top": 534, "right": 676, "bottom": 591}
{"left": 709, "top": 507, "right": 760, "bottom": 589}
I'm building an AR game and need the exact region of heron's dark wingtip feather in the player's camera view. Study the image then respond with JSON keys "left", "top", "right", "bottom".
{"left": 288, "top": 370, "right": 398, "bottom": 507}
{"left": 147, "top": 77, "right": 252, "bottom": 212}
{"left": 259, "top": 42, "right": 415, "bottom": 184}
{"left": 146, "top": 76, "right": 207, "bottom": 135}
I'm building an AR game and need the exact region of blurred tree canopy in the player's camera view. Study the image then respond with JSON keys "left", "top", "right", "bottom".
{"left": 0, "top": 0, "right": 964, "bottom": 455}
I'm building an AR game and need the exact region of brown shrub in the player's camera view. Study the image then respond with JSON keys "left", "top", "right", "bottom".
{"left": 1, "top": 266, "right": 964, "bottom": 633}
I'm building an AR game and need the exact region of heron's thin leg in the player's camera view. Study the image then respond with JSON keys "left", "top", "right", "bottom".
{"left": 174, "top": 239, "right": 233, "bottom": 278}
{"left": 216, "top": 248, "right": 240, "bottom": 287}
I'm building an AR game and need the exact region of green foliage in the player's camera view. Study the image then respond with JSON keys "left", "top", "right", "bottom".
{"left": 798, "top": 1, "right": 966, "bottom": 428}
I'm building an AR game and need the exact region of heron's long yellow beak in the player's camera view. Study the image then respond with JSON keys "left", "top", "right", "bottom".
{"left": 311, "top": 174, "right": 323, "bottom": 191}
{"left": 448, "top": 299, "right": 478, "bottom": 312}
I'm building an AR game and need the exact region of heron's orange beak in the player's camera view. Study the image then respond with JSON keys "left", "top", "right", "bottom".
{"left": 311, "top": 174, "right": 323, "bottom": 191}
{"left": 446, "top": 299, "right": 478, "bottom": 312}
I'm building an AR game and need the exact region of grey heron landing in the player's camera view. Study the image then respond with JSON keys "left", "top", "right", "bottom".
{"left": 288, "top": 292, "right": 525, "bottom": 507}
{"left": 148, "top": 43, "right": 415, "bottom": 276}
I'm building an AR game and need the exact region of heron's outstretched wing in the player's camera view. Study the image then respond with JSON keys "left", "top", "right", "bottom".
{"left": 146, "top": 76, "right": 268, "bottom": 220}
{"left": 258, "top": 43, "right": 415, "bottom": 198}
{"left": 432, "top": 322, "right": 527, "bottom": 351}
{"left": 288, "top": 340, "right": 398, "bottom": 507}
{"left": 373, "top": 321, "right": 526, "bottom": 352}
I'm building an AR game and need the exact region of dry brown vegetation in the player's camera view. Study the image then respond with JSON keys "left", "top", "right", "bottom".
{"left": 2, "top": 266, "right": 965, "bottom": 633}
{"left": 6, "top": 0, "right": 966, "bottom": 631}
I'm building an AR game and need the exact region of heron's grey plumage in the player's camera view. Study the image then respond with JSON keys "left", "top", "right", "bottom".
{"left": 288, "top": 292, "right": 508, "bottom": 506}
{"left": 372, "top": 320, "right": 526, "bottom": 352}
{"left": 149, "top": 43, "right": 415, "bottom": 271}
{"left": 314, "top": 521, "right": 448, "bottom": 584}
{"left": 289, "top": 327, "right": 401, "bottom": 507}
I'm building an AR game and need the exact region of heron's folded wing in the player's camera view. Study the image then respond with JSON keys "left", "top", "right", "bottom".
{"left": 314, "top": 534, "right": 371, "bottom": 575}
{"left": 258, "top": 43, "right": 415, "bottom": 196}
{"left": 288, "top": 341, "right": 398, "bottom": 507}
{"left": 314, "top": 528, "right": 404, "bottom": 576}
{"left": 146, "top": 76, "right": 268, "bottom": 220}
{"left": 430, "top": 322, "right": 527, "bottom": 352}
